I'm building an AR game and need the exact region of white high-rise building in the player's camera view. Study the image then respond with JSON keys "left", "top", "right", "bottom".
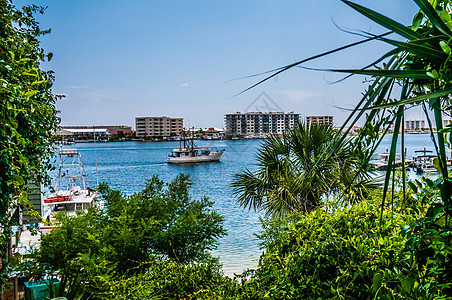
{"left": 224, "top": 112, "right": 300, "bottom": 137}
{"left": 405, "top": 120, "right": 425, "bottom": 130}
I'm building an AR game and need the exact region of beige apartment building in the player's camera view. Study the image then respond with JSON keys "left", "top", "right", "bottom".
{"left": 306, "top": 115, "right": 334, "bottom": 127}
{"left": 135, "top": 116, "right": 183, "bottom": 138}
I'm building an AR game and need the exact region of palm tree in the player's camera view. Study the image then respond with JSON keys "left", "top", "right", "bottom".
{"left": 232, "top": 122, "right": 377, "bottom": 216}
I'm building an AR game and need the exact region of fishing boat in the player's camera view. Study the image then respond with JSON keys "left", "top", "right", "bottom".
{"left": 42, "top": 148, "right": 98, "bottom": 221}
{"left": 168, "top": 134, "right": 225, "bottom": 164}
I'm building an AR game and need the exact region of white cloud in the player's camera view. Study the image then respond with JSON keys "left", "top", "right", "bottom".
{"left": 180, "top": 82, "right": 189, "bottom": 87}
{"left": 275, "top": 89, "right": 322, "bottom": 103}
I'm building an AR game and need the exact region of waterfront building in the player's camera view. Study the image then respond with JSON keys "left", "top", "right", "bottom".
{"left": 59, "top": 125, "right": 133, "bottom": 141}
{"left": 61, "top": 125, "right": 132, "bottom": 134}
{"left": 203, "top": 127, "right": 224, "bottom": 139}
{"left": 306, "top": 115, "right": 334, "bottom": 127}
{"left": 135, "top": 116, "right": 183, "bottom": 139}
{"left": 224, "top": 112, "right": 300, "bottom": 137}
{"left": 405, "top": 120, "right": 426, "bottom": 130}
{"left": 60, "top": 128, "right": 111, "bottom": 142}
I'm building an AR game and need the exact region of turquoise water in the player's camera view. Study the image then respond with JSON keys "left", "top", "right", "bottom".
{"left": 52, "top": 133, "right": 441, "bottom": 276}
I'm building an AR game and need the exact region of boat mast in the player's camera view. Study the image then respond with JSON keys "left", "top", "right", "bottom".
{"left": 191, "top": 127, "right": 194, "bottom": 150}
{"left": 93, "top": 126, "right": 99, "bottom": 187}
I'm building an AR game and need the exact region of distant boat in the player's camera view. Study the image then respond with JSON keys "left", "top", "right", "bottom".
{"left": 168, "top": 133, "right": 224, "bottom": 164}
{"left": 42, "top": 148, "right": 99, "bottom": 223}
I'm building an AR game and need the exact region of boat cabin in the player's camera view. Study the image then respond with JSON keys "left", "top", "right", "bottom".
{"left": 169, "top": 148, "right": 211, "bottom": 158}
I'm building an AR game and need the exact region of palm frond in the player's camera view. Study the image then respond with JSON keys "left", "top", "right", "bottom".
{"left": 342, "top": 0, "right": 424, "bottom": 40}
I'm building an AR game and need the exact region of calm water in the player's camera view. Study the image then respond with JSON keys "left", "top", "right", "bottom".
{"left": 51, "top": 133, "right": 442, "bottom": 276}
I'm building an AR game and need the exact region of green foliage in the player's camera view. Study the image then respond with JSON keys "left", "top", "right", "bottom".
{"left": 241, "top": 199, "right": 420, "bottom": 300}
{"left": 105, "top": 260, "right": 241, "bottom": 300}
{"left": 232, "top": 122, "right": 377, "bottom": 216}
{"left": 0, "top": 0, "right": 59, "bottom": 288}
{"left": 100, "top": 173, "right": 227, "bottom": 265}
{"left": 239, "top": 1, "right": 452, "bottom": 297}
{"left": 29, "top": 174, "right": 226, "bottom": 299}
{"left": 400, "top": 177, "right": 452, "bottom": 298}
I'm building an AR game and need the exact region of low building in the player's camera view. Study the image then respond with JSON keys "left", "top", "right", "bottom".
{"left": 59, "top": 125, "right": 133, "bottom": 142}
{"left": 61, "top": 128, "right": 110, "bottom": 142}
{"left": 224, "top": 111, "right": 300, "bottom": 137}
{"left": 306, "top": 115, "right": 334, "bottom": 127}
{"left": 135, "top": 116, "right": 183, "bottom": 139}
{"left": 202, "top": 127, "right": 224, "bottom": 139}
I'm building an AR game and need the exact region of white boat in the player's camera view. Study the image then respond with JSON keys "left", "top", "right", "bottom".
{"left": 168, "top": 136, "right": 225, "bottom": 164}
{"left": 413, "top": 148, "right": 438, "bottom": 174}
{"left": 42, "top": 148, "right": 98, "bottom": 222}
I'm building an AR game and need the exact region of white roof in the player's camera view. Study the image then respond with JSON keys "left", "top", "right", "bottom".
{"left": 65, "top": 128, "right": 109, "bottom": 133}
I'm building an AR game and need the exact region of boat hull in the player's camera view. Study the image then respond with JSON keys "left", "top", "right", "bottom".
{"left": 168, "top": 150, "right": 224, "bottom": 164}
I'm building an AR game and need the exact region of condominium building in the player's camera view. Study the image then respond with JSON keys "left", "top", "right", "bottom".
{"left": 135, "top": 116, "right": 183, "bottom": 138}
{"left": 306, "top": 115, "right": 334, "bottom": 127}
{"left": 405, "top": 120, "right": 425, "bottom": 130}
{"left": 224, "top": 112, "right": 300, "bottom": 137}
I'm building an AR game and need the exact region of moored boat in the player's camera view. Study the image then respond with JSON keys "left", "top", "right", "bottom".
{"left": 42, "top": 148, "right": 98, "bottom": 223}
{"left": 413, "top": 148, "right": 438, "bottom": 174}
{"left": 373, "top": 151, "right": 413, "bottom": 170}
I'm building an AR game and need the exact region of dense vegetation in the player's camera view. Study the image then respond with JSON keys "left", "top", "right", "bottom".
{"left": 26, "top": 174, "right": 228, "bottom": 299}
{"left": 239, "top": 190, "right": 427, "bottom": 299}
{"left": 0, "top": 0, "right": 59, "bottom": 288}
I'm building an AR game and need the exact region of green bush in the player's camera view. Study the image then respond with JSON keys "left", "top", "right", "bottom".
{"left": 30, "top": 174, "right": 227, "bottom": 299}
{"left": 241, "top": 201, "right": 418, "bottom": 299}
{"left": 106, "top": 260, "right": 241, "bottom": 300}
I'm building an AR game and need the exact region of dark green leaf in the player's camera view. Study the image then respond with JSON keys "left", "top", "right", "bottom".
{"left": 413, "top": 0, "right": 452, "bottom": 37}
{"left": 413, "top": 12, "right": 425, "bottom": 31}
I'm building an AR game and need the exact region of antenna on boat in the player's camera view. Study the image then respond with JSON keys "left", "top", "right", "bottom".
{"left": 93, "top": 126, "right": 99, "bottom": 187}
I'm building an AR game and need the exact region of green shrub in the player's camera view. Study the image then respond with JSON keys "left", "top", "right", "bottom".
{"left": 106, "top": 260, "right": 241, "bottom": 300}
{"left": 31, "top": 174, "right": 227, "bottom": 299}
{"left": 241, "top": 201, "right": 417, "bottom": 299}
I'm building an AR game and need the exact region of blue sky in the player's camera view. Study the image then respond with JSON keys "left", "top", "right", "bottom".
{"left": 16, "top": 0, "right": 421, "bottom": 128}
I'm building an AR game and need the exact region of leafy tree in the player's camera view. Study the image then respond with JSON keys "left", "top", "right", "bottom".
{"left": 240, "top": 194, "right": 425, "bottom": 300}
{"left": 32, "top": 174, "right": 227, "bottom": 298}
{"left": 232, "top": 122, "right": 377, "bottom": 216}
{"left": 100, "top": 173, "right": 226, "bottom": 265}
{"left": 0, "top": 0, "right": 59, "bottom": 288}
